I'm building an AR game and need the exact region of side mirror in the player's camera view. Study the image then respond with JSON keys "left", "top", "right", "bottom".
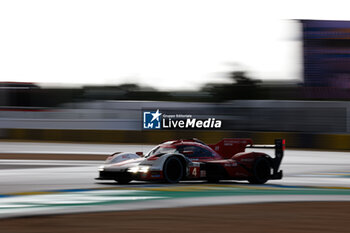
{"left": 136, "top": 152, "right": 144, "bottom": 157}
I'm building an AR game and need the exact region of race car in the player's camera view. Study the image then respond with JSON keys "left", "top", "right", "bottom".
{"left": 96, "top": 138, "right": 285, "bottom": 184}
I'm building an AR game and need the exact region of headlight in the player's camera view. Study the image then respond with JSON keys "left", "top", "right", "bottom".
{"left": 99, "top": 166, "right": 105, "bottom": 171}
{"left": 127, "top": 166, "right": 150, "bottom": 173}
{"left": 128, "top": 166, "right": 139, "bottom": 173}
{"left": 139, "top": 166, "right": 150, "bottom": 173}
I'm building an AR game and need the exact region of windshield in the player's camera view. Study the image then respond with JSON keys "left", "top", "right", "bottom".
{"left": 146, "top": 146, "right": 177, "bottom": 157}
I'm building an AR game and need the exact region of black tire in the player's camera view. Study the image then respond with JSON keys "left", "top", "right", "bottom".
{"left": 163, "top": 156, "right": 184, "bottom": 183}
{"left": 248, "top": 157, "right": 271, "bottom": 184}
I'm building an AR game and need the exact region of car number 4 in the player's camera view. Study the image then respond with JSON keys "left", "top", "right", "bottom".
{"left": 192, "top": 167, "right": 197, "bottom": 176}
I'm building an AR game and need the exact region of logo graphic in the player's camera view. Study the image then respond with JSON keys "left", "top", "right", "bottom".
{"left": 143, "top": 109, "right": 162, "bottom": 129}
{"left": 142, "top": 109, "right": 222, "bottom": 130}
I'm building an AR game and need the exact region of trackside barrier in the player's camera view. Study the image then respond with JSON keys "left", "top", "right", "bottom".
{"left": 2, "top": 129, "right": 350, "bottom": 150}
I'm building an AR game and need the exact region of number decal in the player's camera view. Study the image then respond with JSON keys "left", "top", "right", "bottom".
{"left": 192, "top": 167, "right": 197, "bottom": 176}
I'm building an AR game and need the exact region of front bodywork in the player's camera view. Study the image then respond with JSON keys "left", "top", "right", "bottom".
{"left": 97, "top": 152, "right": 187, "bottom": 181}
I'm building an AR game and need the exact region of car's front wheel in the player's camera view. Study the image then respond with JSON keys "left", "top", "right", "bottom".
{"left": 163, "top": 156, "right": 183, "bottom": 183}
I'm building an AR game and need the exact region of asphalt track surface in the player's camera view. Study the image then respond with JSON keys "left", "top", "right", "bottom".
{"left": 0, "top": 142, "right": 350, "bottom": 218}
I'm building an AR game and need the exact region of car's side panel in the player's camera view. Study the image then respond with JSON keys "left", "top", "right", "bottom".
{"left": 233, "top": 152, "right": 271, "bottom": 167}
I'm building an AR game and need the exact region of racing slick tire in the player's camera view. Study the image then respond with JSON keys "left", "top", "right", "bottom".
{"left": 163, "top": 156, "right": 184, "bottom": 184}
{"left": 248, "top": 157, "right": 271, "bottom": 184}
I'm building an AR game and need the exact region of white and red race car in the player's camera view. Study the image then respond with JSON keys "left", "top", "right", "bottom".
{"left": 96, "top": 138, "right": 284, "bottom": 184}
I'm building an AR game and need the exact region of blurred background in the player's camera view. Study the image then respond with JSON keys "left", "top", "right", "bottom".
{"left": 1, "top": 1, "right": 350, "bottom": 150}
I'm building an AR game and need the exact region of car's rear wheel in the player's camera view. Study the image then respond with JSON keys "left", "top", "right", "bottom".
{"left": 248, "top": 157, "right": 271, "bottom": 184}
{"left": 163, "top": 156, "right": 183, "bottom": 183}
